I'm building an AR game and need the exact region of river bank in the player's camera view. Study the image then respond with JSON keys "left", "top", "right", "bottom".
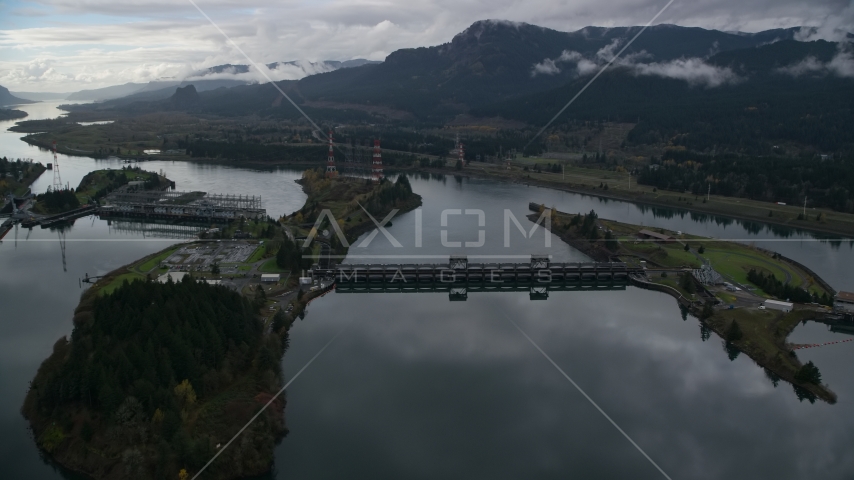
{"left": 16, "top": 121, "right": 854, "bottom": 238}
{"left": 132, "top": 154, "right": 854, "bottom": 239}
{"left": 532, "top": 205, "right": 838, "bottom": 403}
{"left": 444, "top": 162, "right": 854, "bottom": 238}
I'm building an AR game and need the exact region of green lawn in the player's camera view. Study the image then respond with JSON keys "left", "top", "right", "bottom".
{"left": 601, "top": 213, "right": 831, "bottom": 298}
{"left": 717, "top": 292, "right": 738, "bottom": 304}
{"left": 136, "top": 246, "right": 179, "bottom": 273}
{"left": 98, "top": 272, "right": 144, "bottom": 295}
{"left": 259, "top": 259, "right": 288, "bottom": 273}
{"left": 699, "top": 244, "right": 829, "bottom": 297}
{"left": 247, "top": 244, "right": 267, "bottom": 263}
{"left": 620, "top": 241, "right": 700, "bottom": 268}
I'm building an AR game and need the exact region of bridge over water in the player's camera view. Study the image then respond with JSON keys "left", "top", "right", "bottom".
{"left": 313, "top": 255, "right": 642, "bottom": 301}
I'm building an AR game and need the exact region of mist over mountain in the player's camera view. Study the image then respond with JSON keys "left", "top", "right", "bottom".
{"left": 198, "top": 59, "right": 379, "bottom": 78}
{"left": 63, "top": 59, "right": 379, "bottom": 102}
{"left": 9, "top": 91, "right": 69, "bottom": 102}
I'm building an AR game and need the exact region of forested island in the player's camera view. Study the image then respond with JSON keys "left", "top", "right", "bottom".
{"left": 22, "top": 277, "right": 290, "bottom": 480}
{"left": 0, "top": 108, "right": 27, "bottom": 121}
{"left": 282, "top": 169, "right": 422, "bottom": 257}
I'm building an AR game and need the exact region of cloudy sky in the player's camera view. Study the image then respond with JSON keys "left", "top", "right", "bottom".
{"left": 1, "top": 0, "right": 852, "bottom": 92}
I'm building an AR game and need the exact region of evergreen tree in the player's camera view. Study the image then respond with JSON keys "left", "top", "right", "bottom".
{"left": 679, "top": 273, "right": 696, "bottom": 294}
{"left": 794, "top": 361, "right": 822, "bottom": 385}
{"left": 725, "top": 320, "right": 743, "bottom": 341}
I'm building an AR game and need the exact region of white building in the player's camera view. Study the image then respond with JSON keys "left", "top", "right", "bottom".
{"left": 261, "top": 274, "right": 280, "bottom": 283}
{"left": 157, "top": 271, "right": 220, "bottom": 286}
{"left": 157, "top": 271, "right": 188, "bottom": 283}
{"left": 763, "top": 299, "right": 793, "bottom": 312}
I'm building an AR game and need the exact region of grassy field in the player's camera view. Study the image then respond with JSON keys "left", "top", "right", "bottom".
{"left": 716, "top": 292, "right": 738, "bottom": 304}
{"left": 593, "top": 216, "right": 832, "bottom": 298}
{"left": 246, "top": 244, "right": 267, "bottom": 263}
{"left": 135, "top": 246, "right": 180, "bottom": 273}
{"left": 703, "top": 244, "right": 826, "bottom": 296}
{"left": 259, "top": 258, "right": 288, "bottom": 273}
{"left": 97, "top": 272, "right": 144, "bottom": 295}
{"left": 618, "top": 240, "right": 701, "bottom": 268}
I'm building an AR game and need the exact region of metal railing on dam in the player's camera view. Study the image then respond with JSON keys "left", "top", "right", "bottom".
{"left": 312, "top": 256, "right": 641, "bottom": 301}
{"left": 334, "top": 280, "right": 628, "bottom": 301}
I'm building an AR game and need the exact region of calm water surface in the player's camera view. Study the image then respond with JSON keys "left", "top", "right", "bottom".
{"left": 2, "top": 103, "right": 854, "bottom": 479}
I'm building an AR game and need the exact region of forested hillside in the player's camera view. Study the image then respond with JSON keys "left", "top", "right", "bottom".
{"left": 475, "top": 40, "right": 853, "bottom": 155}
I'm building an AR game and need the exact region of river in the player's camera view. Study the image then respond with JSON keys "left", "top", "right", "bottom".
{"left": 2, "top": 102, "right": 853, "bottom": 479}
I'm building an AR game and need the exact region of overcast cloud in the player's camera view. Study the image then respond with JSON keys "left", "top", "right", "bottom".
{"left": 0, "top": 0, "right": 852, "bottom": 92}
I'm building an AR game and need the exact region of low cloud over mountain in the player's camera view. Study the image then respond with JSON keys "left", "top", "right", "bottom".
{"left": 777, "top": 45, "right": 854, "bottom": 78}
{"left": 531, "top": 38, "right": 741, "bottom": 88}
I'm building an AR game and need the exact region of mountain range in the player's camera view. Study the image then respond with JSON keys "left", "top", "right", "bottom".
{"left": 292, "top": 22, "right": 807, "bottom": 115}
{"left": 73, "top": 22, "right": 850, "bottom": 116}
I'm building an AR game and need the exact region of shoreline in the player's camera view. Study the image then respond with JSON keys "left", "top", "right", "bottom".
{"left": 532, "top": 207, "right": 838, "bottom": 403}
{"left": 18, "top": 130, "right": 854, "bottom": 238}
{"left": 452, "top": 165, "right": 854, "bottom": 238}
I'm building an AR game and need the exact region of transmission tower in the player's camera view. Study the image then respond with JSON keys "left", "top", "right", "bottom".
{"left": 51, "top": 141, "right": 64, "bottom": 191}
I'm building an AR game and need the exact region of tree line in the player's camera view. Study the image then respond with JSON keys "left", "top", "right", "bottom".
{"left": 747, "top": 268, "right": 831, "bottom": 305}
{"left": 638, "top": 151, "right": 854, "bottom": 213}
